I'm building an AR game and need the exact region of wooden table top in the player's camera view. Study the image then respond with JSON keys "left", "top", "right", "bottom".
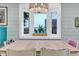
{"left": 0, "top": 40, "right": 79, "bottom": 52}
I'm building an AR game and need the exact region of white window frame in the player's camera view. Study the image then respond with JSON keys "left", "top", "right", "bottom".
{"left": 19, "top": 3, "right": 61, "bottom": 39}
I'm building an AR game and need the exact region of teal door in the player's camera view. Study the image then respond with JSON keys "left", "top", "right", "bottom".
{"left": 0, "top": 27, "right": 7, "bottom": 48}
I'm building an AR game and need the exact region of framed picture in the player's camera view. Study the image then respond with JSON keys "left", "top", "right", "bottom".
{"left": 0, "top": 6, "right": 8, "bottom": 25}
{"left": 75, "top": 17, "right": 79, "bottom": 27}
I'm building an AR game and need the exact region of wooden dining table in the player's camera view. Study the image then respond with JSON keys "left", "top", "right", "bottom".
{"left": 0, "top": 40, "right": 79, "bottom": 56}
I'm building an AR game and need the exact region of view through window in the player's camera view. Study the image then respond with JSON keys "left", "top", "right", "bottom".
{"left": 33, "top": 13, "right": 47, "bottom": 34}
{"left": 52, "top": 10, "right": 57, "bottom": 34}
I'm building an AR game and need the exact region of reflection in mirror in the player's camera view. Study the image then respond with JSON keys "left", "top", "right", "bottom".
{"left": 24, "top": 12, "right": 29, "bottom": 34}
{"left": 52, "top": 10, "right": 57, "bottom": 34}
{"left": 33, "top": 13, "right": 47, "bottom": 34}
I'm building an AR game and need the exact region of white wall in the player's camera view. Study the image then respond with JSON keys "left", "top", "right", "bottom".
{"left": 0, "top": 3, "right": 78, "bottom": 41}
{"left": 19, "top": 3, "right": 61, "bottom": 39}
{"left": 61, "top": 3, "right": 79, "bottom": 41}
{"left": 0, "top": 3, "right": 19, "bottom": 41}
{"left": 1, "top": 3, "right": 79, "bottom": 41}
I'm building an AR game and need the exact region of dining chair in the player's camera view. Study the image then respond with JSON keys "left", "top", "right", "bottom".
{"left": 40, "top": 48, "right": 69, "bottom": 56}
{"left": 6, "top": 48, "right": 36, "bottom": 56}
{"left": 67, "top": 39, "right": 79, "bottom": 56}
{"left": 67, "top": 39, "right": 79, "bottom": 48}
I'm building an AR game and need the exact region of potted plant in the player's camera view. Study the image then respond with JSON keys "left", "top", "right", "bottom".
{"left": 38, "top": 25, "right": 44, "bottom": 33}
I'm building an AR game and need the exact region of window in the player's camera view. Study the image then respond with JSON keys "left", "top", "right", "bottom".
{"left": 33, "top": 13, "right": 47, "bottom": 34}
{"left": 24, "top": 12, "right": 29, "bottom": 34}
{"left": 19, "top": 3, "right": 61, "bottom": 39}
{"left": 52, "top": 10, "right": 57, "bottom": 34}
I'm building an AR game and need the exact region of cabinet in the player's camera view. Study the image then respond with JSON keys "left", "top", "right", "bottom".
{"left": 0, "top": 27, "right": 7, "bottom": 48}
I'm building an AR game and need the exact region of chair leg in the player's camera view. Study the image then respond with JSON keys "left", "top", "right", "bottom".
{"left": 36, "top": 51, "right": 40, "bottom": 56}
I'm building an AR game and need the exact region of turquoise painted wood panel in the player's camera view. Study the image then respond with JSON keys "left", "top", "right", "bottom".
{"left": 0, "top": 27, "right": 7, "bottom": 48}
{"left": 0, "top": 28, "right": 2, "bottom": 47}
{"left": 1, "top": 27, "right": 7, "bottom": 41}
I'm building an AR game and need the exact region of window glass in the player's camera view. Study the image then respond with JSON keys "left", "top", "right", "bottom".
{"left": 52, "top": 10, "right": 57, "bottom": 34}
{"left": 33, "top": 13, "right": 47, "bottom": 34}
{"left": 24, "top": 12, "right": 29, "bottom": 34}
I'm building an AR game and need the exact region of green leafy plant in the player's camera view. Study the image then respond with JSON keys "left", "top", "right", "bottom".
{"left": 38, "top": 25, "right": 44, "bottom": 33}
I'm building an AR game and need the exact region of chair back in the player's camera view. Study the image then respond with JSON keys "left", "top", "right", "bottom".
{"left": 68, "top": 39, "right": 77, "bottom": 48}
{"left": 7, "top": 48, "right": 35, "bottom": 56}
{"left": 40, "top": 48, "right": 69, "bottom": 56}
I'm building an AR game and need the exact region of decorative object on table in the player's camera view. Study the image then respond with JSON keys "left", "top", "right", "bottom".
{"left": 0, "top": 6, "right": 8, "bottom": 25}
{"left": 7, "top": 40, "right": 15, "bottom": 44}
{"left": 75, "top": 17, "right": 79, "bottom": 27}
{"left": 3, "top": 41, "right": 7, "bottom": 46}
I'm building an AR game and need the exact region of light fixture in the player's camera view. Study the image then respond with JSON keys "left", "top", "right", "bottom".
{"left": 29, "top": 3, "right": 48, "bottom": 12}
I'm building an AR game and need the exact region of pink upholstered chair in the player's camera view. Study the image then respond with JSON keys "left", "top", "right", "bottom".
{"left": 68, "top": 39, "right": 79, "bottom": 48}
{"left": 67, "top": 39, "right": 79, "bottom": 56}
